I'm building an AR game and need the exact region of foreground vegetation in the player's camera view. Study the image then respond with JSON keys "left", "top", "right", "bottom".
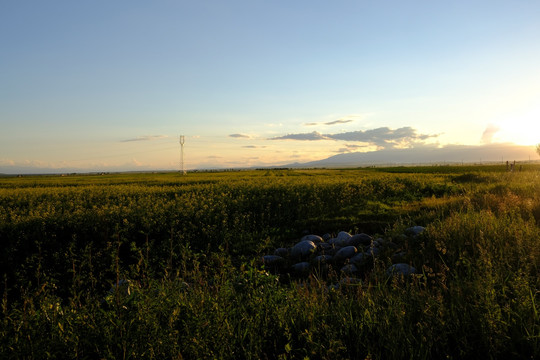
{"left": 0, "top": 165, "right": 539, "bottom": 359}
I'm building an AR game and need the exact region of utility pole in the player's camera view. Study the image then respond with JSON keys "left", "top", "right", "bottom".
{"left": 179, "top": 135, "right": 186, "bottom": 175}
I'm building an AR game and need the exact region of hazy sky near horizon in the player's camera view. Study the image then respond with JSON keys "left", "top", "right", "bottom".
{"left": 2, "top": 0, "right": 540, "bottom": 171}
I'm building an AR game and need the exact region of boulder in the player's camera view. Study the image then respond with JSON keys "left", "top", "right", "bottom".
{"left": 262, "top": 255, "right": 285, "bottom": 267}
{"left": 312, "top": 255, "right": 333, "bottom": 265}
{"left": 290, "top": 240, "right": 317, "bottom": 259}
{"left": 386, "top": 263, "right": 416, "bottom": 277}
{"left": 395, "top": 234, "right": 408, "bottom": 243}
{"left": 257, "top": 228, "right": 420, "bottom": 283}
{"left": 336, "top": 231, "right": 352, "bottom": 246}
{"left": 391, "top": 251, "right": 407, "bottom": 263}
{"left": 292, "top": 262, "right": 311, "bottom": 275}
{"left": 339, "top": 277, "right": 361, "bottom": 286}
{"left": 348, "top": 233, "right": 372, "bottom": 247}
{"left": 301, "top": 234, "right": 324, "bottom": 244}
{"left": 405, "top": 226, "right": 425, "bottom": 237}
{"left": 274, "top": 247, "right": 289, "bottom": 258}
{"left": 333, "top": 246, "right": 358, "bottom": 263}
{"left": 365, "top": 246, "right": 380, "bottom": 257}
{"left": 385, "top": 241, "right": 399, "bottom": 250}
{"left": 350, "top": 252, "right": 371, "bottom": 267}
{"left": 311, "top": 255, "right": 332, "bottom": 274}
{"left": 318, "top": 242, "right": 333, "bottom": 252}
{"left": 340, "top": 264, "right": 359, "bottom": 275}
{"left": 326, "top": 246, "right": 341, "bottom": 257}
{"left": 327, "top": 284, "right": 340, "bottom": 291}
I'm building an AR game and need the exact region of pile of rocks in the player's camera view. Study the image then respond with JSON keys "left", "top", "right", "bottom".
{"left": 261, "top": 227, "right": 424, "bottom": 282}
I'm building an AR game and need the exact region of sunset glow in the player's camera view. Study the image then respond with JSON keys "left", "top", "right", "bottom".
{"left": 493, "top": 108, "right": 540, "bottom": 146}
{"left": 1, "top": 1, "right": 540, "bottom": 173}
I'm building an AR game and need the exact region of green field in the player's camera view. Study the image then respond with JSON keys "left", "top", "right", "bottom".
{"left": 1, "top": 166, "right": 539, "bottom": 359}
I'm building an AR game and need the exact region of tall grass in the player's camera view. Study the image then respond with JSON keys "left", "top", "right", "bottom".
{"left": 0, "top": 168, "right": 538, "bottom": 358}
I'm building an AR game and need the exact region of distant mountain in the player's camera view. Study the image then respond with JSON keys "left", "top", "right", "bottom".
{"left": 0, "top": 166, "right": 81, "bottom": 175}
{"left": 2, "top": 143, "right": 537, "bottom": 174}
{"left": 0, "top": 164, "right": 157, "bottom": 175}
{"left": 284, "top": 143, "right": 537, "bottom": 168}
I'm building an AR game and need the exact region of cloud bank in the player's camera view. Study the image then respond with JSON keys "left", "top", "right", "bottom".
{"left": 270, "top": 126, "right": 438, "bottom": 148}
{"left": 121, "top": 135, "right": 168, "bottom": 142}
{"left": 481, "top": 124, "right": 500, "bottom": 143}
{"left": 229, "top": 133, "right": 251, "bottom": 138}
{"left": 335, "top": 144, "right": 369, "bottom": 153}
{"left": 304, "top": 114, "right": 365, "bottom": 126}
{"left": 271, "top": 131, "right": 329, "bottom": 141}
{"left": 305, "top": 119, "right": 354, "bottom": 126}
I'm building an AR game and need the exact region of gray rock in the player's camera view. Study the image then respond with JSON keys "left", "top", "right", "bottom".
{"left": 348, "top": 233, "right": 372, "bottom": 247}
{"left": 274, "top": 247, "right": 289, "bottom": 257}
{"left": 395, "top": 234, "right": 408, "bottom": 243}
{"left": 333, "top": 246, "right": 358, "bottom": 263}
{"left": 290, "top": 240, "right": 317, "bottom": 259}
{"left": 391, "top": 251, "right": 407, "bottom": 263}
{"left": 339, "top": 277, "right": 361, "bottom": 286}
{"left": 292, "top": 262, "right": 311, "bottom": 275}
{"left": 405, "top": 226, "right": 425, "bottom": 237}
{"left": 365, "top": 246, "right": 381, "bottom": 257}
{"left": 350, "top": 252, "right": 371, "bottom": 267}
{"left": 311, "top": 257, "right": 331, "bottom": 274}
{"left": 318, "top": 242, "right": 333, "bottom": 252}
{"left": 336, "top": 231, "right": 352, "bottom": 246}
{"left": 340, "top": 264, "right": 359, "bottom": 275}
{"left": 312, "top": 255, "right": 333, "bottom": 265}
{"left": 327, "top": 284, "right": 340, "bottom": 291}
{"left": 322, "top": 233, "right": 332, "bottom": 241}
{"left": 385, "top": 241, "right": 399, "bottom": 250}
{"left": 387, "top": 263, "right": 416, "bottom": 277}
{"left": 262, "top": 255, "right": 285, "bottom": 267}
{"left": 326, "top": 246, "right": 342, "bottom": 257}
{"left": 301, "top": 234, "right": 324, "bottom": 244}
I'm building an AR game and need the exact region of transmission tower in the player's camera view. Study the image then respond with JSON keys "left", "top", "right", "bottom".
{"left": 179, "top": 135, "right": 186, "bottom": 175}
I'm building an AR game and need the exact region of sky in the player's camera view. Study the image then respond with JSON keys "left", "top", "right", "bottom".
{"left": 1, "top": 0, "right": 540, "bottom": 173}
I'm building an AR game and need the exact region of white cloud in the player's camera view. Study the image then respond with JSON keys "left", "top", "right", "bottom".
{"left": 269, "top": 131, "right": 330, "bottom": 141}
{"left": 305, "top": 119, "right": 355, "bottom": 126}
{"left": 229, "top": 133, "right": 251, "bottom": 138}
{"left": 270, "top": 127, "right": 439, "bottom": 148}
{"left": 121, "top": 135, "right": 169, "bottom": 142}
{"left": 481, "top": 124, "right": 500, "bottom": 143}
{"left": 0, "top": 159, "right": 15, "bottom": 166}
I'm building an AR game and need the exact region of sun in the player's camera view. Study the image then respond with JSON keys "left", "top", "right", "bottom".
{"left": 493, "top": 108, "right": 540, "bottom": 146}
{"left": 496, "top": 122, "right": 539, "bottom": 145}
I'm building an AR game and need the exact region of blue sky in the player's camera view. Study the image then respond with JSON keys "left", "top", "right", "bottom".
{"left": 1, "top": 1, "right": 540, "bottom": 172}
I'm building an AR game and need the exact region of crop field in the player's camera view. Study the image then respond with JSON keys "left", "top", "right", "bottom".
{"left": 0, "top": 166, "right": 539, "bottom": 359}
